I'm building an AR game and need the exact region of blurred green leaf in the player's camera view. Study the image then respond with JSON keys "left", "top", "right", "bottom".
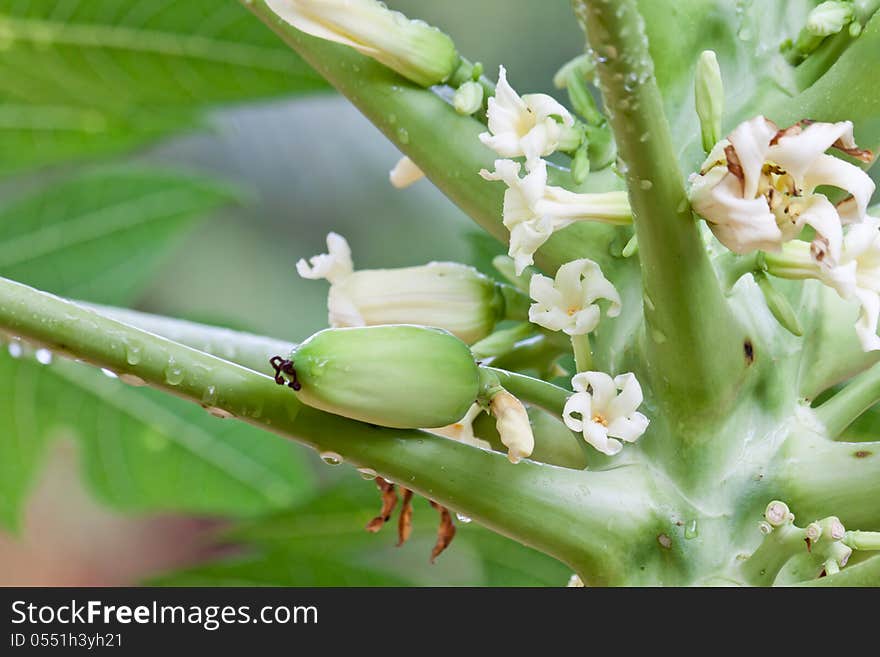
{"left": 149, "top": 478, "right": 571, "bottom": 587}
{"left": 0, "top": 167, "right": 240, "bottom": 305}
{"left": 0, "top": 349, "right": 315, "bottom": 531}
{"left": 0, "top": 0, "right": 329, "bottom": 173}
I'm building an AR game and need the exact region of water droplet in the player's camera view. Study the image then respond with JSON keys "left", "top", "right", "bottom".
{"left": 358, "top": 467, "right": 377, "bottom": 480}
{"left": 7, "top": 341, "right": 23, "bottom": 358}
{"left": 455, "top": 513, "right": 472, "bottom": 524}
{"left": 101, "top": 368, "right": 118, "bottom": 379}
{"left": 119, "top": 373, "right": 146, "bottom": 387}
{"left": 126, "top": 344, "right": 142, "bottom": 365}
{"left": 685, "top": 519, "right": 699, "bottom": 539}
{"left": 320, "top": 451, "right": 343, "bottom": 466}
{"left": 207, "top": 407, "right": 234, "bottom": 420}
{"left": 639, "top": 179, "right": 653, "bottom": 190}
{"left": 35, "top": 348, "right": 52, "bottom": 365}
{"left": 164, "top": 357, "right": 184, "bottom": 386}
{"left": 202, "top": 385, "right": 218, "bottom": 406}
{"left": 396, "top": 127, "right": 409, "bottom": 144}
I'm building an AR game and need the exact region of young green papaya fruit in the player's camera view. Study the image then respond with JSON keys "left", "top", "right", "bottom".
{"left": 275, "top": 325, "right": 480, "bottom": 428}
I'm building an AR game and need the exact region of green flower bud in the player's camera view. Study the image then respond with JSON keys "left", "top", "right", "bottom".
{"left": 453, "top": 81, "right": 484, "bottom": 115}
{"left": 265, "top": 0, "right": 459, "bottom": 87}
{"left": 806, "top": 1, "right": 854, "bottom": 36}
{"left": 285, "top": 325, "right": 480, "bottom": 429}
{"left": 694, "top": 50, "right": 724, "bottom": 153}
{"left": 754, "top": 271, "right": 804, "bottom": 337}
{"left": 571, "top": 144, "right": 590, "bottom": 184}
{"left": 329, "top": 262, "right": 527, "bottom": 344}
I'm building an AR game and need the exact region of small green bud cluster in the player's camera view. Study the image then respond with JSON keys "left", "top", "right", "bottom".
{"left": 781, "top": 0, "right": 868, "bottom": 65}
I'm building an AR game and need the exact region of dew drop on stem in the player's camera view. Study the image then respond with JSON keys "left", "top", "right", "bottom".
{"left": 320, "top": 451, "right": 343, "bottom": 466}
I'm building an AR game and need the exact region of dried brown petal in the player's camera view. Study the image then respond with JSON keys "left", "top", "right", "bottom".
{"left": 831, "top": 140, "right": 873, "bottom": 163}
{"left": 397, "top": 488, "right": 414, "bottom": 546}
{"left": 428, "top": 500, "right": 456, "bottom": 563}
{"left": 724, "top": 144, "right": 745, "bottom": 193}
{"left": 365, "top": 477, "right": 398, "bottom": 533}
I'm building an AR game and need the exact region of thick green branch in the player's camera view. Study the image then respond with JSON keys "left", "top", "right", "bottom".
{"left": 0, "top": 276, "right": 667, "bottom": 583}
{"left": 243, "top": 0, "right": 622, "bottom": 273}
{"left": 814, "top": 361, "right": 880, "bottom": 437}
{"left": 795, "top": 554, "right": 880, "bottom": 587}
{"left": 574, "top": 0, "right": 747, "bottom": 417}
{"left": 777, "top": 433, "right": 880, "bottom": 529}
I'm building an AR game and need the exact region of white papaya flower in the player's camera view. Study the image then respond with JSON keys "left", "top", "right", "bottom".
{"left": 479, "top": 65, "right": 575, "bottom": 165}
{"left": 689, "top": 116, "right": 874, "bottom": 265}
{"left": 528, "top": 258, "right": 621, "bottom": 335}
{"left": 480, "top": 159, "right": 631, "bottom": 274}
{"left": 563, "top": 372, "right": 649, "bottom": 456}
{"left": 389, "top": 156, "right": 425, "bottom": 189}
{"left": 298, "top": 233, "right": 505, "bottom": 344}
{"left": 265, "top": 0, "right": 458, "bottom": 87}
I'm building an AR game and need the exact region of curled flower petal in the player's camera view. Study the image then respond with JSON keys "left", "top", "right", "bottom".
{"left": 296, "top": 232, "right": 354, "bottom": 284}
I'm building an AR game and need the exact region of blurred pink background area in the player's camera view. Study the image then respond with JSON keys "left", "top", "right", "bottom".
{"left": 0, "top": 441, "right": 223, "bottom": 586}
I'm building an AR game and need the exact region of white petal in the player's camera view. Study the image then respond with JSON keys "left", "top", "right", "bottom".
{"left": 727, "top": 116, "right": 776, "bottom": 199}
{"left": 523, "top": 93, "right": 574, "bottom": 125}
{"left": 562, "top": 391, "right": 592, "bottom": 432}
{"left": 479, "top": 131, "right": 526, "bottom": 158}
{"left": 529, "top": 305, "right": 573, "bottom": 332}
{"left": 578, "top": 371, "right": 616, "bottom": 408}
{"left": 854, "top": 288, "right": 880, "bottom": 351}
{"left": 519, "top": 121, "right": 556, "bottom": 164}
{"left": 804, "top": 154, "right": 875, "bottom": 223}
{"left": 327, "top": 285, "right": 365, "bottom": 327}
{"left": 792, "top": 194, "right": 843, "bottom": 265}
{"left": 769, "top": 121, "right": 854, "bottom": 183}
{"left": 296, "top": 232, "right": 354, "bottom": 283}
{"left": 509, "top": 219, "right": 553, "bottom": 275}
{"left": 609, "top": 373, "right": 645, "bottom": 418}
{"left": 607, "top": 412, "right": 649, "bottom": 443}
{"left": 528, "top": 273, "right": 563, "bottom": 308}
{"left": 583, "top": 421, "right": 623, "bottom": 455}
{"left": 566, "top": 306, "right": 601, "bottom": 335}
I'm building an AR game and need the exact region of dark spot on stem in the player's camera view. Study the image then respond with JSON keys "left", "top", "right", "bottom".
{"left": 854, "top": 450, "right": 872, "bottom": 458}
{"left": 743, "top": 340, "right": 755, "bottom": 365}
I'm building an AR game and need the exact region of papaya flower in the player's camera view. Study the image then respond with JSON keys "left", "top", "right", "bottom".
{"left": 479, "top": 65, "right": 576, "bottom": 165}
{"left": 689, "top": 116, "right": 874, "bottom": 265}
{"left": 528, "top": 258, "right": 621, "bottom": 335}
{"left": 480, "top": 159, "right": 631, "bottom": 274}
{"left": 562, "top": 372, "right": 649, "bottom": 456}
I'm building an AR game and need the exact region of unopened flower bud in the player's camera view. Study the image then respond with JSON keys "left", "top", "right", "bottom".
{"left": 490, "top": 389, "right": 534, "bottom": 464}
{"left": 286, "top": 325, "right": 480, "bottom": 429}
{"left": 694, "top": 50, "right": 724, "bottom": 153}
{"left": 329, "top": 262, "right": 526, "bottom": 344}
{"left": 265, "top": 0, "right": 459, "bottom": 87}
{"left": 389, "top": 156, "right": 425, "bottom": 189}
{"left": 453, "top": 81, "right": 484, "bottom": 115}
{"left": 806, "top": 1, "right": 854, "bottom": 36}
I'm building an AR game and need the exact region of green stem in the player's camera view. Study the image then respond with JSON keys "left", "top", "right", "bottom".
{"left": 778, "top": 433, "right": 880, "bottom": 529}
{"left": 814, "top": 361, "right": 880, "bottom": 437}
{"left": 844, "top": 530, "right": 880, "bottom": 550}
{"left": 486, "top": 367, "right": 571, "bottom": 417}
{"left": 573, "top": 0, "right": 746, "bottom": 418}
{"left": 570, "top": 333, "right": 593, "bottom": 374}
{"left": 86, "top": 303, "right": 294, "bottom": 374}
{"left": 795, "top": 554, "right": 880, "bottom": 586}
{"left": 741, "top": 524, "right": 808, "bottom": 586}
{"left": 0, "top": 275, "right": 668, "bottom": 584}
{"left": 243, "top": 0, "right": 623, "bottom": 273}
